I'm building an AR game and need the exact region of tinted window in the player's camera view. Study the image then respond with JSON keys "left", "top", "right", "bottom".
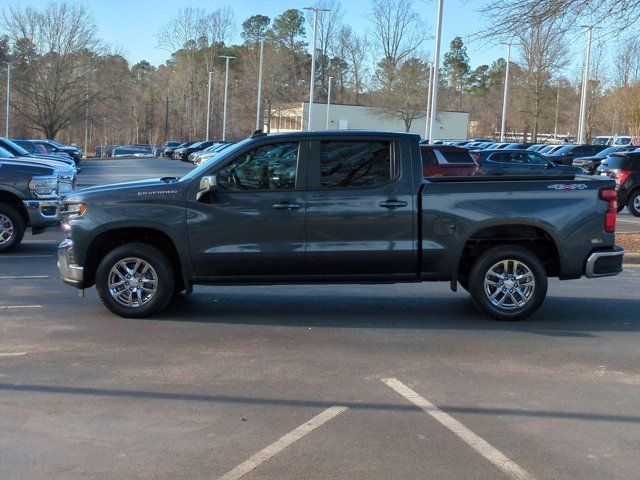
{"left": 440, "top": 150, "right": 474, "bottom": 164}
{"left": 0, "top": 146, "right": 14, "bottom": 158}
{"left": 490, "top": 152, "right": 526, "bottom": 163}
{"left": 526, "top": 153, "right": 548, "bottom": 165}
{"left": 421, "top": 149, "right": 437, "bottom": 166}
{"left": 217, "top": 142, "right": 299, "bottom": 191}
{"left": 551, "top": 146, "right": 573, "bottom": 155}
{"left": 320, "top": 141, "right": 391, "bottom": 188}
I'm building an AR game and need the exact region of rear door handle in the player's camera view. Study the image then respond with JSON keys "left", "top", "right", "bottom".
{"left": 379, "top": 200, "right": 408, "bottom": 209}
{"left": 272, "top": 202, "right": 301, "bottom": 210}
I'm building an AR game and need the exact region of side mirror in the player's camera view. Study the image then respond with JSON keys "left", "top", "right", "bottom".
{"left": 196, "top": 175, "right": 218, "bottom": 201}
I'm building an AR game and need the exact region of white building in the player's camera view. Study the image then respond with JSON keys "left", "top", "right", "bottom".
{"left": 266, "top": 102, "right": 470, "bottom": 140}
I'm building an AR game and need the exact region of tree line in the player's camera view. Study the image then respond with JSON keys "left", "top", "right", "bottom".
{"left": 1, "top": 0, "right": 640, "bottom": 149}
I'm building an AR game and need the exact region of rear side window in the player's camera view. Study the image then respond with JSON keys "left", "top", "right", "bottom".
{"left": 319, "top": 141, "right": 392, "bottom": 188}
{"left": 421, "top": 149, "right": 437, "bottom": 166}
{"left": 439, "top": 150, "right": 474, "bottom": 164}
{"left": 16, "top": 141, "right": 34, "bottom": 153}
{"left": 490, "top": 152, "right": 526, "bottom": 164}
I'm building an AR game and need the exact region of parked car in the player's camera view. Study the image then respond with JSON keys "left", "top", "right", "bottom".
{"left": 471, "top": 149, "right": 583, "bottom": 176}
{"left": 34, "top": 139, "right": 82, "bottom": 165}
{"left": 0, "top": 138, "right": 77, "bottom": 169}
{"left": 593, "top": 136, "right": 614, "bottom": 146}
{"left": 58, "top": 130, "right": 623, "bottom": 321}
{"left": 613, "top": 136, "right": 632, "bottom": 146}
{"left": 192, "top": 142, "right": 233, "bottom": 165}
{"left": 420, "top": 145, "right": 477, "bottom": 176}
{"left": 13, "top": 139, "right": 74, "bottom": 164}
{"left": 162, "top": 141, "right": 182, "bottom": 157}
{"left": 526, "top": 144, "right": 548, "bottom": 152}
{"left": 0, "top": 144, "right": 76, "bottom": 197}
{"left": 545, "top": 144, "right": 607, "bottom": 166}
{"left": 573, "top": 146, "right": 637, "bottom": 174}
{"left": 538, "top": 145, "right": 564, "bottom": 155}
{"left": 175, "top": 141, "right": 217, "bottom": 162}
{"left": 0, "top": 155, "right": 62, "bottom": 252}
{"left": 504, "top": 143, "right": 536, "bottom": 150}
{"left": 597, "top": 151, "right": 640, "bottom": 215}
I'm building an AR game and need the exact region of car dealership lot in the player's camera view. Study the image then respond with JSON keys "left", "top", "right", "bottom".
{"left": 1, "top": 158, "right": 639, "bottom": 480}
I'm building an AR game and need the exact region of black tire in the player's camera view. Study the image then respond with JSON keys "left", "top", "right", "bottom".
{"left": 468, "top": 245, "right": 547, "bottom": 321}
{"left": 627, "top": 191, "right": 640, "bottom": 217}
{"left": 617, "top": 203, "right": 626, "bottom": 214}
{"left": 0, "top": 204, "right": 26, "bottom": 253}
{"left": 95, "top": 243, "right": 175, "bottom": 318}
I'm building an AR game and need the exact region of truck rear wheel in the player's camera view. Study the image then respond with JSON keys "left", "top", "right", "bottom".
{"left": 468, "top": 246, "right": 547, "bottom": 321}
{"left": 95, "top": 243, "right": 175, "bottom": 318}
{"left": 627, "top": 191, "right": 640, "bottom": 217}
{"left": 0, "top": 204, "right": 26, "bottom": 253}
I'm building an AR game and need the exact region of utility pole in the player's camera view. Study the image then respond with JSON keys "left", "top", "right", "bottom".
{"left": 304, "top": 6, "right": 330, "bottom": 131}
{"left": 164, "top": 96, "right": 169, "bottom": 140}
{"left": 5, "top": 63, "right": 10, "bottom": 137}
{"left": 206, "top": 71, "right": 213, "bottom": 141}
{"left": 256, "top": 38, "right": 265, "bottom": 131}
{"left": 428, "top": 0, "right": 443, "bottom": 144}
{"left": 84, "top": 93, "right": 89, "bottom": 157}
{"left": 577, "top": 25, "right": 593, "bottom": 144}
{"left": 424, "top": 64, "right": 433, "bottom": 140}
{"left": 500, "top": 43, "right": 511, "bottom": 142}
{"left": 326, "top": 76, "right": 333, "bottom": 130}
{"left": 553, "top": 82, "right": 560, "bottom": 140}
{"left": 219, "top": 55, "right": 236, "bottom": 141}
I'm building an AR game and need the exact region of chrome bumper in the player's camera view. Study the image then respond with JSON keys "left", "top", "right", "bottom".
{"left": 22, "top": 199, "right": 61, "bottom": 227}
{"left": 57, "top": 239, "right": 84, "bottom": 287}
{"left": 585, "top": 246, "right": 624, "bottom": 278}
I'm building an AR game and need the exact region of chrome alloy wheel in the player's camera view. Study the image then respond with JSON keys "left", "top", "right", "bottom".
{"left": 0, "top": 214, "right": 14, "bottom": 246}
{"left": 108, "top": 257, "right": 158, "bottom": 308}
{"left": 483, "top": 259, "right": 535, "bottom": 310}
{"left": 634, "top": 195, "right": 640, "bottom": 210}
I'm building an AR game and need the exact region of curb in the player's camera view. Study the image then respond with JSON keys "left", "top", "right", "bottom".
{"left": 624, "top": 253, "right": 640, "bottom": 264}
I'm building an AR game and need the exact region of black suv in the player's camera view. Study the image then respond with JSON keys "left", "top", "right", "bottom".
{"left": 472, "top": 149, "right": 583, "bottom": 176}
{"left": 174, "top": 141, "right": 216, "bottom": 162}
{"left": 573, "top": 146, "right": 637, "bottom": 174}
{"left": 596, "top": 151, "right": 640, "bottom": 215}
{"left": 546, "top": 144, "right": 607, "bottom": 166}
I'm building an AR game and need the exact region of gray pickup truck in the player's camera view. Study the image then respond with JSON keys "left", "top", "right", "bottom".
{"left": 58, "top": 131, "right": 624, "bottom": 320}
{"left": 1, "top": 159, "right": 63, "bottom": 251}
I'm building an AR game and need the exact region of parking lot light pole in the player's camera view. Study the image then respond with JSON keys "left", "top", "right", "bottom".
{"left": 500, "top": 43, "right": 511, "bottom": 143}
{"left": 5, "top": 62, "right": 10, "bottom": 137}
{"left": 577, "top": 26, "right": 593, "bottom": 144}
{"left": 428, "top": 0, "right": 443, "bottom": 144}
{"left": 219, "top": 56, "right": 236, "bottom": 141}
{"left": 304, "top": 6, "right": 330, "bottom": 131}
{"left": 326, "top": 76, "right": 333, "bottom": 130}
{"left": 424, "top": 64, "right": 433, "bottom": 140}
{"left": 206, "top": 71, "right": 213, "bottom": 141}
{"left": 256, "top": 39, "right": 265, "bottom": 131}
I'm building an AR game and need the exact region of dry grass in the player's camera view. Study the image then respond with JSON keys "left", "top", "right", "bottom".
{"left": 616, "top": 233, "right": 640, "bottom": 254}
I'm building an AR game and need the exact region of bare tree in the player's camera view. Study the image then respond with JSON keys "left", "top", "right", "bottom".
{"left": 1, "top": 2, "right": 103, "bottom": 139}
{"left": 613, "top": 35, "right": 640, "bottom": 87}
{"left": 306, "top": 0, "right": 343, "bottom": 98}
{"left": 369, "top": 0, "right": 426, "bottom": 88}
{"left": 517, "top": 19, "right": 570, "bottom": 141}
{"left": 339, "top": 26, "right": 369, "bottom": 104}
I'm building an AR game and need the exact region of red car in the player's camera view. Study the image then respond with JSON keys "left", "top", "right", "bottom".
{"left": 420, "top": 145, "right": 478, "bottom": 177}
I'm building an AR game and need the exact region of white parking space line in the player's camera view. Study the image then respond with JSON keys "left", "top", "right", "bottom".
{"left": 382, "top": 378, "right": 536, "bottom": 480}
{"left": 0, "top": 275, "right": 49, "bottom": 280}
{"left": 216, "top": 406, "right": 348, "bottom": 480}
{"left": 0, "top": 305, "right": 42, "bottom": 310}
{"left": 0, "top": 352, "right": 28, "bottom": 357}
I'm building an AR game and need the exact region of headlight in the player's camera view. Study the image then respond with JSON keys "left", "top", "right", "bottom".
{"left": 28, "top": 175, "right": 58, "bottom": 197}
{"left": 61, "top": 203, "right": 87, "bottom": 217}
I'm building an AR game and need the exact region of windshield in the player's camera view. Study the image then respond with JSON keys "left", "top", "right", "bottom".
{"left": 597, "top": 147, "right": 621, "bottom": 157}
{"left": 1, "top": 138, "right": 30, "bottom": 156}
{"left": 550, "top": 145, "right": 573, "bottom": 155}
{"left": 0, "top": 146, "right": 16, "bottom": 158}
{"left": 181, "top": 138, "right": 253, "bottom": 182}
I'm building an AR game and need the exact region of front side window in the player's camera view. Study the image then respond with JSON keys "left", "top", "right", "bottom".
{"left": 217, "top": 142, "right": 299, "bottom": 191}
{"left": 526, "top": 153, "right": 548, "bottom": 165}
{"left": 320, "top": 141, "right": 392, "bottom": 188}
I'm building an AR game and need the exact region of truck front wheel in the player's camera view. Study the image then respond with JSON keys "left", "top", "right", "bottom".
{"left": 0, "top": 204, "right": 26, "bottom": 253}
{"left": 468, "top": 246, "right": 547, "bottom": 321}
{"left": 95, "top": 243, "right": 175, "bottom": 318}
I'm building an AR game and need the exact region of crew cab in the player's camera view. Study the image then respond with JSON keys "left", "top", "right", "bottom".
{"left": 58, "top": 131, "right": 624, "bottom": 321}
{"left": 1, "top": 159, "right": 62, "bottom": 252}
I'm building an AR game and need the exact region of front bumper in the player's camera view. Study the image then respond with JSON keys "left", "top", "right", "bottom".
{"left": 585, "top": 246, "right": 624, "bottom": 278}
{"left": 57, "top": 238, "right": 84, "bottom": 287}
{"left": 22, "top": 199, "right": 61, "bottom": 227}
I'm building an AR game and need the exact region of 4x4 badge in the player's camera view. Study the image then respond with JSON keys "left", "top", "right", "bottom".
{"left": 548, "top": 184, "right": 588, "bottom": 190}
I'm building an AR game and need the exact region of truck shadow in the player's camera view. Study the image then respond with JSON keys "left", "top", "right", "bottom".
{"left": 160, "top": 289, "right": 640, "bottom": 335}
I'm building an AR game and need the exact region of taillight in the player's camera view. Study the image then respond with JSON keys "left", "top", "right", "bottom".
{"left": 600, "top": 187, "right": 617, "bottom": 233}
{"left": 612, "top": 169, "right": 631, "bottom": 186}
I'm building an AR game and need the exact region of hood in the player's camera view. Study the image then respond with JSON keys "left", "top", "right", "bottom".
{"left": 10, "top": 156, "right": 76, "bottom": 174}
{"left": 66, "top": 177, "right": 184, "bottom": 202}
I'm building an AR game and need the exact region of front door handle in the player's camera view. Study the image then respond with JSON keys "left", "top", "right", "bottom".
{"left": 272, "top": 202, "right": 301, "bottom": 210}
{"left": 379, "top": 200, "right": 408, "bottom": 209}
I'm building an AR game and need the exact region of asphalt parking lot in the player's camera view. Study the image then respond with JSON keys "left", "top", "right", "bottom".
{"left": 1, "top": 157, "right": 639, "bottom": 480}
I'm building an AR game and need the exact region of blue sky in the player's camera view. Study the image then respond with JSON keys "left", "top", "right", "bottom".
{"left": 7, "top": 0, "right": 510, "bottom": 68}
